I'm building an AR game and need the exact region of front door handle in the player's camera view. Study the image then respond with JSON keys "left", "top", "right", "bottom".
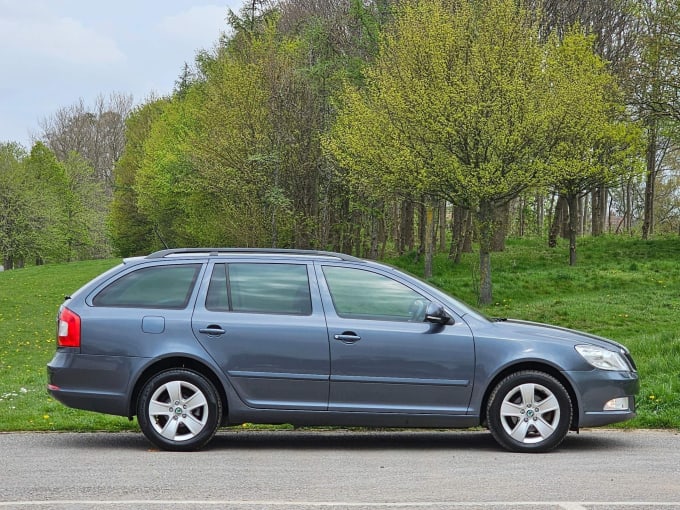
{"left": 334, "top": 332, "right": 361, "bottom": 343}
{"left": 199, "top": 325, "right": 226, "bottom": 336}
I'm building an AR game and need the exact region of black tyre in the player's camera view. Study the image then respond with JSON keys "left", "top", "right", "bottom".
{"left": 137, "top": 369, "right": 223, "bottom": 451}
{"left": 486, "top": 370, "right": 572, "bottom": 453}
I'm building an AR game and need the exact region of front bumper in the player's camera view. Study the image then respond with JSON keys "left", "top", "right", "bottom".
{"left": 565, "top": 369, "right": 639, "bottom": 428}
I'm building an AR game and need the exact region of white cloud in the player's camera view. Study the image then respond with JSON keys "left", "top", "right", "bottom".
{"left": 157, "top": 5, "right": 229, "bottom": 45}
{"left": 0, "top": 0, "right": 241, "bottom": 147}
{"left": 0, "top": 5, "right": 125, "bottom": 65}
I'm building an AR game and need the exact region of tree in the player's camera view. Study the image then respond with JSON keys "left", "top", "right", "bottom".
{"left": 327, "top": 0, "right": 555, "bottom": 303}
{"left": 630, "top": 0, "right": 680, "bottom": 239}
{"left": 110, "top": 99, "right": 167, "bottom": 256}
{"left": 544, "top": 30, "right": 643, "bottom": 264}
{"left": 22, "top": 142, "right": 71, "bottom": 263}
{"left": 0, "top": 143, "right": 33, "bottom": 269}
{"left": 62, "top": 152, "right": 110, "bottom": 260}
{"left": 529, "top": 0, "right": 641, "bottom": 237}
{"left": 39, "top": 92, "right": 133, "bottom": 193}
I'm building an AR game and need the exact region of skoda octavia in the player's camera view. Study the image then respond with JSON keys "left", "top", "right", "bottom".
{"left": 47, "top": 248, "right": 638, "bottom": 452}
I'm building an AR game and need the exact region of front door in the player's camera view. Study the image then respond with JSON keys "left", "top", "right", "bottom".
{"left": 318, "top": 264, "right": 475, "bottom": 414}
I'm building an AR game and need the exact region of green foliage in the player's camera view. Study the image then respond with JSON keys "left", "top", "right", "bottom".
{"left": 325, "top": 0, "right": 641, "bottom": 302}
{"left": 544, "top": 29, "right": 644, "bottom": 195}
{"left": 62, "top": 152, "right": 110, "bottom": 260}
{"left": 1, "top": 142, "right": 108, "bottom": 266}
{"left": 0, "top": 143, "right": 34, "bottom": 266}
{"left": 326, "top": 0, "right": 550, "bottom": 205}
{"left": 109, "top": 101, "right": 167, "bottom": 256}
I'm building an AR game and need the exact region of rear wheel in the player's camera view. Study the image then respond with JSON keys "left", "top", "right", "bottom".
{"left": 487, "top": 371, "right": 572, "bottom": 453}
{"left": 137, "top": 369, "right": 222, "bottom": 451}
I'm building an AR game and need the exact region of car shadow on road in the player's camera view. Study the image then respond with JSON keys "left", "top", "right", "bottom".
{"left": 53, "top": 428, "right": 629, "bottom": 453}
{"left": 204, "top": 428, "right": 627, "bottom": 453}
{"left": 210, "top": 429, "right": 500, "bottom": 451}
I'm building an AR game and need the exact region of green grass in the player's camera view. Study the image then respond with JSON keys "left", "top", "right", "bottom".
{"left": 0, "top": 259, "right": 135, "bottom": 432}
{"left": 1, "top": 235, "right": 679, "bottom": 432}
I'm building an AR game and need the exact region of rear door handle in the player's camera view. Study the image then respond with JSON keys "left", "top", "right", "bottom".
{"left": 334, "top": 332, "right": 361, "bottom": 343}
{"left": 199, "top": 326, "right": 226, "bottom": 336}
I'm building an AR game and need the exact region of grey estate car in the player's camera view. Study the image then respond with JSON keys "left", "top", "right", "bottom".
{"left": 47, "top": 248, "right": 639, "bottom": 453}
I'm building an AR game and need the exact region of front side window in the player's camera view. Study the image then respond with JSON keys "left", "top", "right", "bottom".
{"left": 205, "top": 263, "right": 311, "bottom": 315}
{"left": 323, "top": 266, "right": 428, "bottom": 322}
{"left": 93, "top": 264, "right": 201, "bottom": 309}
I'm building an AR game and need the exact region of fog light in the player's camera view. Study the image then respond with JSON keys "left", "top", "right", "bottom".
{"left": 603, "top": 397, "right": 630, "bottom": 411}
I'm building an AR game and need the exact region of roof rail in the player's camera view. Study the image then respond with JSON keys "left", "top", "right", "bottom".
{"left": 145, "top": 247, "right": 364, "bottom": 262}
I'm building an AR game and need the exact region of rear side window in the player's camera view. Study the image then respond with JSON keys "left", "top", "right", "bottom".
{"left": 205, "top": 263, "right": 311, "bottom": 315}
{"left": 93, "top": 264, "right": 201, "bottom": 309}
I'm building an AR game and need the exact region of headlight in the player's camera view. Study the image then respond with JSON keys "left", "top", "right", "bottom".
{"left": 575, "top": 345, "right": 630, "bottom": 371}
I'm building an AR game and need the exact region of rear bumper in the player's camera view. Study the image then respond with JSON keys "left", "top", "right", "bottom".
{"left": 47, "top": 350, "right": 138, "bottom": 417}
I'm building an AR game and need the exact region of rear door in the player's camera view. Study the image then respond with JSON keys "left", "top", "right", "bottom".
{"left": 191, "top": 261, "right": 330, "bottom": 410}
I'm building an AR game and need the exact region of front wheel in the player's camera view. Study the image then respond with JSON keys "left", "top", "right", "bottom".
{"left": 487, "top": 371, "right": 572, "bottom": 453}
{"left": 137, "top": 369, "right": 222, "bottom": 451}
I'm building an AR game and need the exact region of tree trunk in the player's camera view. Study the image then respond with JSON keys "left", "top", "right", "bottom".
{"left": 400, "top": 200, "right": 414, "bottom": 253}
{"left": 535, "top": 193, "right": 544, "bottom": 236}
{"left": 491, "top": 201, "right": 509, "bottom": 252}
{"left": 591, "top": 186, "right": 607, "bottom": 236}
{"left": 477, "top": 200, "right": 494, "bottom": 305}
{"left": 463, "top": 212, "right": 474, "bottom": 253}
{"left": 642, "top": 121, "right": 658, "bottom": 240}
{"left": 439, "top": 200, "right": 447, "bottom": 253}
{"left": 417, "top": 201, "right": 426, "bottom": 258}
{"left": 518, "top": 196, "right": 525, "bottom": 237}
{"left": 567, "top": 193, "right": 579, "bottom": 266}
{"left": 625, "top": 177, "right": 633, "bottom": 234}
{"left": 548, "top": 195, "right": 569, "bottom": 248}
{"left": 449, "top": 205, "right": 465, "bottom": 263}
{"left": 423, "top": 201, "right": 435, "bottom": 279}
{"left": 369, "top": 211, "right": 379, "bottom": 260}
{"left": 449, "top": 206, "right": 473, "bottom": 263}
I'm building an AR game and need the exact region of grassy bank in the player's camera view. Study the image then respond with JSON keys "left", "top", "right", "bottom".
{"left": 0, "top": 259, "right": 132, "bottom": 431}
{"left": 1, "top": 235, "right": 678, "bottom": 432}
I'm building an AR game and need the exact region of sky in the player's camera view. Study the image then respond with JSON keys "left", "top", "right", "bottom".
{"left": 0, "top": 0, "right": 244, "bottom": 149}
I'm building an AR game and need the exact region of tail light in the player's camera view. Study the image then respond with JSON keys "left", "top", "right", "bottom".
{"left": 57, "top": 307, "right": 81, "bottom": 348}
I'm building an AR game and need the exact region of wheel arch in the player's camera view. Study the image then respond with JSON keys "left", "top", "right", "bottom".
{"left": 128, "top": 356, "right": 228, "bottom": 423}
{"left": 479, "top": 361, "right": 580, "bottom": 431}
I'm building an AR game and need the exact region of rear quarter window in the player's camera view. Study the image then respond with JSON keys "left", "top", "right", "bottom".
{"left": 92, "top": 264, "right": 201, "bottom": 309}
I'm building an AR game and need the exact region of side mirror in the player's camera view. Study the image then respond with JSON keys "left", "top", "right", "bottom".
{"left": 424, "top": 302, "right": 453, "bottom": 325}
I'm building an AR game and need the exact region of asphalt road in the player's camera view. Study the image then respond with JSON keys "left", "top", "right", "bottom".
{"left": 0, "top": 429, "right": 679, "bottom": 509}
